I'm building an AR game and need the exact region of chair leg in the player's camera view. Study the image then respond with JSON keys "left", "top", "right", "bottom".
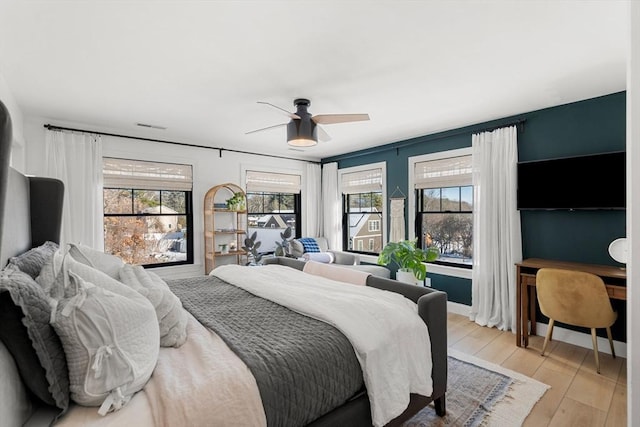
{"left": 541, "top": 319, "right": 554, "bottom": 356}
{"left": 606, "top": 327, "right": 616, "bottom": 359}
{"left": 591, "top": 328, "right": 600, "bottom": 374}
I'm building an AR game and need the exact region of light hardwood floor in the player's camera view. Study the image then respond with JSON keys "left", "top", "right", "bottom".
{"left": 447, "top": 312, "right": 627, "bottom": 426}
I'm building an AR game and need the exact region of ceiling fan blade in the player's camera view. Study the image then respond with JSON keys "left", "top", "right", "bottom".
{"left": 257, "top": 101, "right": 301, "bottom": 119}
{"left": 312, "top": 113, "right": 370, "bottom": 125}
{"left": 245, "top": 122, "right": 287, "bottom": 135}
{"left": 317, "top": 125, "right": 331, "bottom": 142}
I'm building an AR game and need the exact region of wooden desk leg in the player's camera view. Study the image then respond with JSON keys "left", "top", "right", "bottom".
{"left": 516, "top": 266, "right": 522, "bottom": 347}
{"left": 522, "top": 276, "right": 529, "bottom": 348}
{"left": 530, "top": 286, "right": 537, "bottom": 336}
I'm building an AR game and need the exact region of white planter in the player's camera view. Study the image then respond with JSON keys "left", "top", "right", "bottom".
{"left": 396, "top": 270, "right": 420, "bottom": 286}
{"left": 395, "top": 270, "right": 431, "bottom": 287}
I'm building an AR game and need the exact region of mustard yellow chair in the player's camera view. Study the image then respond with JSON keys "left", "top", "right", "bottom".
{"left": 536, "top": 268, "right": 617, "bottom": 374}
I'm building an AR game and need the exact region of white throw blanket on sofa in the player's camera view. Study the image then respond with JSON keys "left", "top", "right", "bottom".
{"left": 211, "top": 264, "right": 433, "bottom": 427}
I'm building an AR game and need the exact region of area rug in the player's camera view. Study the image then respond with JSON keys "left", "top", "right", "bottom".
{"left": 403, "top": 349, "right": 549, "bottom": 426}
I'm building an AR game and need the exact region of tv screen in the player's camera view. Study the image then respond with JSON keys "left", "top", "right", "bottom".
{"left": 517, "top": 151, "right": 626, "bottom": 210}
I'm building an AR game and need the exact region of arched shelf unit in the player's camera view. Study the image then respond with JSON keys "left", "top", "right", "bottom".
{"left": 203, "top": 183, "right": 247, "bottom": 274}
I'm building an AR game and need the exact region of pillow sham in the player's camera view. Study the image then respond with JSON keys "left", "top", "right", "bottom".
{"left": 0, "top": 266, "right": 70, "bottom": 412}
{"left": 51, "top": 271, "right": 159, "bottom": 415}
{"left": 67, "top": 243, "right": 124, "bottom": 280}
{"left": 302, "top": 261, "right": 370, "bottom": 286}
{"left": 8, "top": 241, "right": 59, "bottom": 278}
{"left": 119, "top": 264, "right": 188, "bottom": 348}
{"left": 38, "top": 249, "right": 141, "bottom": 302}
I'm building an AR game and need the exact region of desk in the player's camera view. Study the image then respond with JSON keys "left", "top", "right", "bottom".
{"left": 515, "top": 258, "right": 626, "bottom": 348}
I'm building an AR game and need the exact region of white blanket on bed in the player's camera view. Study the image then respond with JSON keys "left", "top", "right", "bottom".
{"left": 211, "top": 264, "right": 433, "bottom": 427}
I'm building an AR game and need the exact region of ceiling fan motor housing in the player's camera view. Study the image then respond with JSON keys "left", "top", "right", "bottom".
{"left": 287, "top": 98, "right": 317, "bottom": 146}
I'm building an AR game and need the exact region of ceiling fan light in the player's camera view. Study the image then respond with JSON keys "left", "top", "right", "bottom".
{"left": 288, "top": 137, "right": 317, "bottom": 147}
{"left": 287, "top": 119, "right": 317, "bottom": 147}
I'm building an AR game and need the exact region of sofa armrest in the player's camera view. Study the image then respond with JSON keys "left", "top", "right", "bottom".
{"left": 328, "top": 250, "right": 360, "bottom": 265}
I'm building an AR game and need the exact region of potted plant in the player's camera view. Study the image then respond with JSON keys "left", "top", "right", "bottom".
{"left": 377, "top": 239, "right": 439, "bottom": 285}
{"left": 242, "top": 231, "right": 263, "bottom": 265}
{"left": 274, "top": 226, "right": 293, "bottom": 257}
{"left": 226, "top": 191, "right": 246, "bottom": 211}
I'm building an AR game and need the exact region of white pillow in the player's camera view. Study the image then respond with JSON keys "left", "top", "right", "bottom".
{"left": 119, "top": 264, "right": 188, "bottom": 348}
{"left": 302, "top": 252, "right": 334, "bottom": 263}
{"left": 68, "top": 243, "right": 124, "bottom": 280}
{"left": 51, "top": 271, "right": 159, "bottom": 415}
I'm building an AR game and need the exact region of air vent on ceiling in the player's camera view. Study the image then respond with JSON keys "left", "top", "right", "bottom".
{"left": 136, "top": 122, "right": 166, "bottom": 130}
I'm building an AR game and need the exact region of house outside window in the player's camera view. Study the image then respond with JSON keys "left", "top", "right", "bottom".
{"left": 102, "top": 157, "right": 194, "bottom": 267}
{"left": 413, "top": 153, "right": 473, "bottom": 268}
{"left": 245, "top": 170, "right": 301, "bottom": 254}
{"left": 339, "top": 163, "right": 386, "bottom": 255}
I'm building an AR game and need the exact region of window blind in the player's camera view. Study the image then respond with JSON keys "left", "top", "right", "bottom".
{"left": 341, "top": 168, "right": 383, "bottom": 194}
{"left": 414, "top": 155, "right": 472, "bottom": 189}
{"left": 103, "top": 157, "right": 193, "bottom": 191}
{"left": 246, "top": 170, "right": 301, "bottom": 194}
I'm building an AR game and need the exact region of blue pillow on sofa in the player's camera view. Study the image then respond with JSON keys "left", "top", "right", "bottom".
{"left": 298, "top": 238, "right": 321, "bottom": 253}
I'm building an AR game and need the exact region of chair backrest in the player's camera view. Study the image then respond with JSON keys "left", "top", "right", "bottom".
{"left": 536, "top": 268, "right": 617, "bottom": 328}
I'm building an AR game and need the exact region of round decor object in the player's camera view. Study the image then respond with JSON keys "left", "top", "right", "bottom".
{"left": 608, "top": 238, "right": 627, "bottom": 264}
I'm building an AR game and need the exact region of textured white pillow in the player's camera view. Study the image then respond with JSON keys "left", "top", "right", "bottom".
{"left": 51, "top": 271, "right": 159, "bottom": 415}
{"left": 68, "top": 243, "right": 124, "bottom": 280}
{"left": 119, "top": 264, "right": 188, "bottom": 348}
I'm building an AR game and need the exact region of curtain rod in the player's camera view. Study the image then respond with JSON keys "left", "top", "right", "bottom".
{"left": 43, "top": 124, "right": 321, "bottom": 164}
{"left": 323, "top": 118, "right": 526, "bottom": 162}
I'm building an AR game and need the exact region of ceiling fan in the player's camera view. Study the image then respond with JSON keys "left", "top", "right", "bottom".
{"left": 246, "top": 98, "right": 370, "bottom": 147}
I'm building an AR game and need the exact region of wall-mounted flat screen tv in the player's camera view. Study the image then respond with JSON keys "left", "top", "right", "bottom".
{"left": 517, "top": 151, "right": 626, "bottom": 210}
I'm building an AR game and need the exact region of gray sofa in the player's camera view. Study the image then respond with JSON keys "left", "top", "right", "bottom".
{"left": 262, "top": 256, "right": 448, "bottom": 425}
{"left": 289, "top": 237, "right": 391, "bottom": 278}
{"left": 290, "top": 236, "right": 360, "bottom": 265}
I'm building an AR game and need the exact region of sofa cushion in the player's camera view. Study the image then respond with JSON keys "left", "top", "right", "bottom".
{"left": 291, "top": 237, "right": 330, "bottom": 258}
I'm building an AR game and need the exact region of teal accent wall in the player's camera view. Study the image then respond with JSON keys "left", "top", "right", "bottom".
{"left": 323, "top": 91, "right": 626, "bottom": 337}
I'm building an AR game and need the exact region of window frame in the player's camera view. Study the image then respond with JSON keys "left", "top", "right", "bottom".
{"left": 102, "top": 187, "right": 194, "bottom": 268}
{"left": 408, "top": 148, "right": 473, "bottom": 279}
{"left": 338, "top": 162, "right": 387, "bottom": 259}
{"left": 242, "top": 166, "right": 304, "bottom": 256}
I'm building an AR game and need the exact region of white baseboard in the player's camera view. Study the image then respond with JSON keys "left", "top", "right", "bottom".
{"left": 446, "top": 303, "right": 627, "bottom": 357}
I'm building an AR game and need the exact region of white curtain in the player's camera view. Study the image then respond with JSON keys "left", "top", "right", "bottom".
{"left": 45, "top": 130, "right": 103, "bottom": 250}
{"left": 470, "top": 125, "right": 522, "bottom": 332}
{"left": 321, "top": 162, "right": 342, "bottom": 249}
{"left": 389, "top": 198, "right": 405, "bottom": 242}
{"left": 303, "top": 163, "right": 322, "bottom": 237}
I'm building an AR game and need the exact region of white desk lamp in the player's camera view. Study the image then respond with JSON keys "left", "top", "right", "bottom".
{"left": 608, "top": 237, "right": 627, "bottom": 267}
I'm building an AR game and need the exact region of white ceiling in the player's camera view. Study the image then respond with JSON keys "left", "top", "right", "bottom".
{"left": 0, "top": 1, "right": 629, "bottom": 161}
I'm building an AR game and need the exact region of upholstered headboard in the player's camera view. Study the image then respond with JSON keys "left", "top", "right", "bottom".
{"left": 0, "top": 99, "right": 65, "bottom": 426}
{"left": 0, "top": 100, "right": 64, "bottom": 267}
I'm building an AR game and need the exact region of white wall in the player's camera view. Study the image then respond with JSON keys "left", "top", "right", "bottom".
{"left": 23, "top": 117, "right": 312, "bottom": 279}
{"left": 628, "top": 1, "right": 639, "bottom": 422}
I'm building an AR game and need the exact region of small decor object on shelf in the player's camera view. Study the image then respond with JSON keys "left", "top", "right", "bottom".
{"left": 229, "top": 241, "right": 237, "bottom": 251}
{"left": 226, "top": 192, "right": 246, "bottom": 211}
{"left": 219, "top": 243, "right": 229, "bottom": 254}
{"left": 377, "top": 239, "right": 439, "bottom": 285}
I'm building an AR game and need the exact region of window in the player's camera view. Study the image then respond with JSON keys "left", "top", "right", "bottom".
{"left": 102, "top": 158, "right": 194, "bottom": 267}
{"left": 414, "top": 154, "right": 473, "bottom": 268}
{"left": 340, "top": 164, "right": 385, "bottom": 255}
{"left": 246, "top": 170, "right": 301, "bottom": 254}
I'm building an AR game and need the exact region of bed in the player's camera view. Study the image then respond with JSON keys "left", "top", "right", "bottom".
{"left": 0, "top": 99, "right": 447, "bottom": 427}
